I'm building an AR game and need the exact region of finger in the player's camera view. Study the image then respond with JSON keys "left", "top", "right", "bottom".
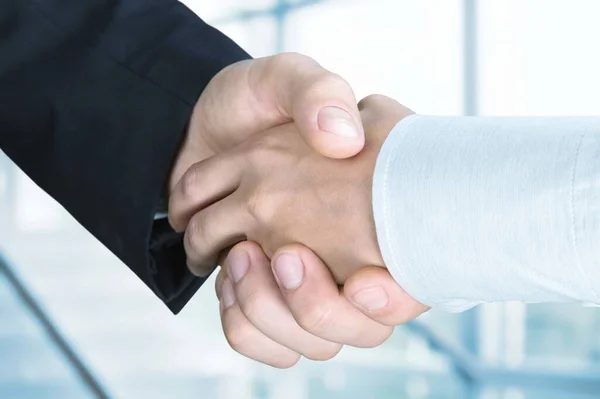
{"left": 358, "top": 94, "right": 414, "bottom": 131}
{"left": 357, "top": 93, "right": 413, "bottom": 116}
{"left": 343, "top": 267, "right": 430, "bottom": 326}
{"left": 353, "top": 94, "right": 415, "bottom": 150}
{"left": 271, "top": 244, "right": 393, "bottom": 348}
{"left": 225, "top": 241, "right": 342, "bottom": 361}
{"left": 250, "top": 53, "right": 365, "bottom": 159}
{"left": 168, "top": 152, "right": 243, "bottom": 232}
{"left": 184, "top": 194, "right": 253, "bottom": 276}
{"left": 215, "top": 267, "right": 226, "bottom": 299}
{"left": 219, "top": 276, "right": 300, "bottom": 368}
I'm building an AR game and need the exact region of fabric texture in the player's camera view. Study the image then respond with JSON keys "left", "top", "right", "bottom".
{"left": 373, "top": 115, "right": 600, "bottom": 312}
{"left": 0, "top": 0, "right": 250, "bottom": 313}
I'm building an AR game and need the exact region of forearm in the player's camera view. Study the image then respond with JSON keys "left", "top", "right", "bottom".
{"left": 372, "top": 115, "right": 600, "bottom": 311}
{"left": 0, "top": 0, "right": 249, "bottom": 312}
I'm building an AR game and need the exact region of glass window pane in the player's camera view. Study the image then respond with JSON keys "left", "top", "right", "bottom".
{"left": 477, "top": 0, "right": 600, "bottom": 379}
{"left": 0, "top": 270, "right": 95, "bottom": 399}
{"left": 215, "top": 17, "right": 278, "bottom": 58}
{"left": 478, "top": 0, "right": 600, "bottom": 115}
{"left": 480, "top": 387, "right": 599, "bottom": 399}
{"left": 524, "top": 304, "right": 600, "bottom": 368}
{"left": 284, "top": 0, "right": 464, "bottom": 115}
{"left": 182, "top": 0, "right": 277, "bottom": 23}
{"left": 4, "top": 1, "right": 599, "bottom": 398}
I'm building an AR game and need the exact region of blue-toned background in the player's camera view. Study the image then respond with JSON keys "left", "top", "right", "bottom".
{"left": 1, "top": 1, "right": 600, "bottom": 398}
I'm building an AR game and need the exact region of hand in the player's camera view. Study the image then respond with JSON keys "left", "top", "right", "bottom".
{"left": 168, "top": 52, "right": 365, "bottom": 192}
{"left": 171, "top": 92, "right": 427, "bottom": 367}
{"left": 169, "top": 95, "right": 414, "bottom": 282}
{"left": 214, "top": 241, "right": 429, "bottom": 368}
{"left": 165, "top": 54, "right": 415, "bottom": 367}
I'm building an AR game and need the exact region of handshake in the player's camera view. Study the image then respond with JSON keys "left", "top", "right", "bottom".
{"left": 166, "top": 53, "right": 428, "bottom": 368}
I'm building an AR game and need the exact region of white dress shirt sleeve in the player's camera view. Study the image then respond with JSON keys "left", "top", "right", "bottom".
{"left": 372, "top": 115, "right": 600, "bottom": 312}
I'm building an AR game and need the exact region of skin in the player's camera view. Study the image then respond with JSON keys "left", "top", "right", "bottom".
{"left": 169, "top": 52, "right": 366, "bottom": 193}
{"left": 170, "top": 93, "right": 429, "bottom": 367}
{"left": 170, "top": 95, "right": 413, "bottom": 282}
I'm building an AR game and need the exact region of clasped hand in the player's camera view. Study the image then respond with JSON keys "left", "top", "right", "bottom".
{"left": 167, "top": 53, "right": 427, "bottom": 367}
{"left": 170, "top": 95, "right": 409, "bottom": 282}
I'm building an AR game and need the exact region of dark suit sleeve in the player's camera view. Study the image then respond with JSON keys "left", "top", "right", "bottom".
{"left": 0, "top": 0, "right": 251, "bottom": 313}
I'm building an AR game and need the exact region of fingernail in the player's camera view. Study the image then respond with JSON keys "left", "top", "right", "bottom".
{"left": 273, "top": 253, "right": 304, "bottom": 290}
{"left": 227, "top": 249, "right": 249, "bottom": 283}
{"left": 221, "top": 278, "right": 236, "bottom": 309}
{"left": 352, "top": 286, "right": 389, "bottom": 311}
{"left": 318, "top": 106, "right": 359, "bottom": 138}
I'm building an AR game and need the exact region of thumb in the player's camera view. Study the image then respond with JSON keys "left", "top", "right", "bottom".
{"left": 250, "top": 53, "right": 365, "bottom": 159}
{"left": 343, "top": 267, "right": 430, "bottom": 326}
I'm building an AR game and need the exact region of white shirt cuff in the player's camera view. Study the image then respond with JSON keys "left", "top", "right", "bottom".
{"left": 372, "top": 115, "right": 600, "bottom": 312}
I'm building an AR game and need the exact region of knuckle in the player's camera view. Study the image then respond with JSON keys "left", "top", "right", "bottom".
{"left": 245, "top": 191, "right": 261, "bottom": 222}
{"left": 224, "top": 324, "right": 254, "bottom": 353}
{"left": 245, "top": 189, "right": 277, "bottom": 227}
{"left": 184, "top": 217, "right": 213, "bottom": 275}
{"left": 180, "top": 165, "right": 200, "bottom": 199}
{"left": 296, "top": 305, "right": 335, "bottom": 336}
{"left": 185, "top": 215, "right": 203, "bottom": 250}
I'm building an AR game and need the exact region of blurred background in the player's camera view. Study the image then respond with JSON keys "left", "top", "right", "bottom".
{"left": 1, "top": 0, "right": 600, "bottom": 398}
